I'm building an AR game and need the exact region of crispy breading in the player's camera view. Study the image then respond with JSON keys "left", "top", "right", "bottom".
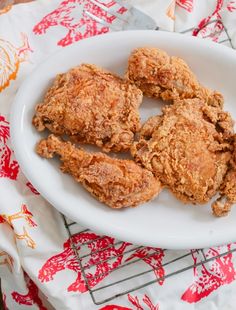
{"left": 127, "top": 47, "right": 223, "bottom": 107}
{"left": 131, "top": 98, "right": 234, "bottom": 205}
{"left": 33, "top": 64, "right": 143, "bottom": 152}
{"left": 37, "top": 135, "right": 162, "bottom": 209}
{"left": 212, "top": 135, "right": 236, "bottom": 216}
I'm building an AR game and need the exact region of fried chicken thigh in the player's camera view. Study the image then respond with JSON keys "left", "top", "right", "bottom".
{"left": 37, "top": 135, "right": 161, "bottom": 209}
{"left": 127, "top": 47, "right": 223, "bottom": 107}
{"left": 212, "top": 135, "right": 236, "bottom": 216}
{"left": 33, "top": 64, "right": 143, "bottom": 152}
{"left": 131, "top": 98, "right": 234, "bottom": 205}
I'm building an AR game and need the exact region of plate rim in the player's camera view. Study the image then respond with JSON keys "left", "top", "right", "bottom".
{"left": 10, "top": 30, "right": 236, "bottom": 249}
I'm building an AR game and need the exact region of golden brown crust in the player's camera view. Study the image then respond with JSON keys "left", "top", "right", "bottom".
{"left": 126, "top": 47, "right": 224, "bottom": 108}
{"left": 211, "top": 136, "right": 236, "bottom": 216}
{"left": 212, "top": 197, "right": 233, "bottom": 217}
{"left": 33, "top": 64, "right": 143, "bottom": 152}
{"left": 37, "top": 135, "right": 162, "bottom": 209}
{"left": 131, "top": 98, "right": 234, "bottom": 205}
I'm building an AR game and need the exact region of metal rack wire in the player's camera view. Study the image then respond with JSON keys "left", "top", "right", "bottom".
{"left": 62, "top": 20, "right": 236, "bottom": 306}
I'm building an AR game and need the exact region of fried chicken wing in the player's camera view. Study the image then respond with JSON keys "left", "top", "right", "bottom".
{"left": 212, "top": 135, "right": 236, "bottom": 216}
{"left": 127, "top": 47, "right": 223, "bottom": 107}
{"left": 131, "top": 98, "right": 234, "bottom": 205}
{"left": 37, "top": 135, "right": 161, "bottom": 209}
{"left": 33, "top": 64, "right": 143, "bottom": 152}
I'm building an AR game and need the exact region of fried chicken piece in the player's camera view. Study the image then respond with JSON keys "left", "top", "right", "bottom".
{"left": 127, "top": 47, "right": 223, "bottom": 108}
{"left": 131, "top": 98, "right": 234, "bottom": 205}
{"left": 212, "top": 135, "right": 236, "bottom": 216}
{"left": 33, "top": 64, "right": 143, "bottom": 152}
{"left": 37, "top": 135, "right": 161, "bottom": 209}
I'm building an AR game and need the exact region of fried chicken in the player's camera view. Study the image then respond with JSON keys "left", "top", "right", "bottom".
{"left": 37, "top": 135, "right": 161, "bottom": 209}
{"left": 212, "top": 135, "right": 236, "bottom": 216}
{"left": 127, "top": 47, "right": 223, "bottom": 108}
{"left": 131, "top": 98, "right": 234, "bottom": 205}
{"left": 33, "top": 64, "right": 143, "bottom": 152}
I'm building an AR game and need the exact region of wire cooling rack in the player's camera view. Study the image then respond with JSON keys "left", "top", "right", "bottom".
{"left": 62, "top": 20, "right": 236, "bottom": 306}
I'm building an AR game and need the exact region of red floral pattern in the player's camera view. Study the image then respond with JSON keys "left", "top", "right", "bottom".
{"left": 33, "top": 0, "right": 126, "bottom": 47}
{"left": 190, "top": 0, "right": 236, "bottom": 42}
{"left": 12, "top": 273, "right": 47, "bottom": 310}
{"left": 38, "top": 232, "right": 166, "bottom": 293}
{"left": 128, "top": 294, "right": 159, "bottom": 310}
{"left": 125, "top": 247, "right": 165, "bottom": 285}
{"left": 2, "top": 293, "right": 9, "bottom": 310}
{"left": 227, "top": 0, "right": 236, "bottom": 11}
{"left": 176, "top": 0, "right": 194, "bottom": 12}
{"left": 21, "top": 204, "right": 37, "bottom": 227}
{"left": 100, "top": 306, "right": 132, "bottom": 310}
{"left": 26, "top": 182, "right": 40, "bottom": 195}
{"left": 100, "top": 294, "right": 159, "bottom": 310}
{"left": 192, "top": 0, "right": 224, "bottom": 41}
{"left": 182, "top": 245, "right": 236, "bottom": 303}
{"left": 0, "top": 115, "right": 19, "bottom": 180}
{"left": 38, "top": 232, "right": 130, "bottom": 292}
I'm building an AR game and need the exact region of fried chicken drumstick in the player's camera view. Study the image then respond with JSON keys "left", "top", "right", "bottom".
{"left": 37, "top": 135, "right": 161, "bottom": 209}
{"left": 127, "top": 47, "right": 223, "bottom": 107}
{"left": 131, "top": 98, "right": 234, "bottom": 207}
{"left": 33, "top": 64, "right": 143, "bottom": 152}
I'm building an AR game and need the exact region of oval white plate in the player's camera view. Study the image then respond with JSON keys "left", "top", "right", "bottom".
{"left": 11, "top": 31, "right": 236, "bottom": 249}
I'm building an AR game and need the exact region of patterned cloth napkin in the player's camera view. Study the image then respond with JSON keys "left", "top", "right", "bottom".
{"left": 0, "top": 1, "right": 236, "bottom": 309}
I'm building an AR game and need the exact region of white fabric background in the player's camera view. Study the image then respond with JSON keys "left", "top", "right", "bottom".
{"left": 0, "top": 1, "right": 236, "bottom": 309}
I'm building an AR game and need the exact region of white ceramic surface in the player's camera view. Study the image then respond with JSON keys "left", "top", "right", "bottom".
{"left": 10, "top": 31, "right": 236, "bottom": 249}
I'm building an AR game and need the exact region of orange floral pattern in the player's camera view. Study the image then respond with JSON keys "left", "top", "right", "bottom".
{"left": 0, "top": 33, "right": 33, "bottom": 92}
{"left": 0, "top": 251, "right": 13, "bottom": 271}
{"left": 15, "top": 227, "right": 36, "bottom": 249}
{"left": 0, "top": 204, "right": 37, "bottom": 249}
{"left": 166, "top": 0, "right": 176, "bottom": 20}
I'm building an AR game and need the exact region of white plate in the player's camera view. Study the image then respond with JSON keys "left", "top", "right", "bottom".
{"left": 10, "top": 31, "right": 236, "bottom": 249}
